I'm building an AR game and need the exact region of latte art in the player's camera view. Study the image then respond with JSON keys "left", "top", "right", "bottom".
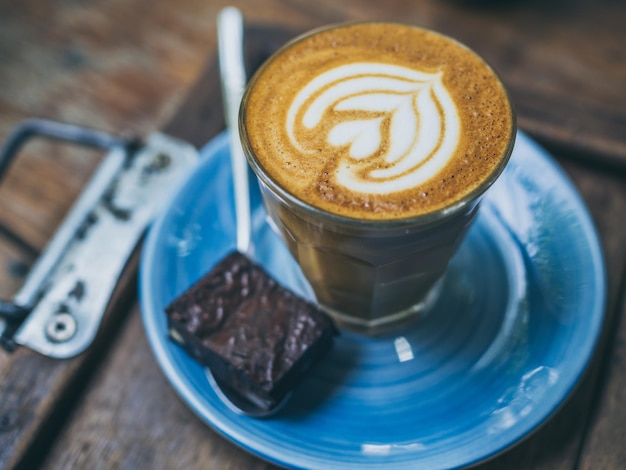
{"left": 287, "top": 63, "right": 460, "bottom": 194}
{"left": 241, "top": 22, "right": 515, "bottom": 220}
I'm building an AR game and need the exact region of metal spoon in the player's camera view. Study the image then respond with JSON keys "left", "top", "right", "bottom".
{"left": 210, "top": 6, "right": 289, "bottom": 418}
{"left": 218, "top": 6, "right": 250, "bottom": 256}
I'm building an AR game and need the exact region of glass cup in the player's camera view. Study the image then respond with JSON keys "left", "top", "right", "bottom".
{"left": 240, "top": 24, "right": 516, "bottom": 335}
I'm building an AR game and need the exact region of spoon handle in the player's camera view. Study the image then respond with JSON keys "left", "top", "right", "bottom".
{"left": 218, "top": 7, "right": 251, "bottom": 255}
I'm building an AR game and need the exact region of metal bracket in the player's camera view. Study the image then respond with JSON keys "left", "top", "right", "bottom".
{"left": 0, "top": 119, "right": 198, "bottom": 358}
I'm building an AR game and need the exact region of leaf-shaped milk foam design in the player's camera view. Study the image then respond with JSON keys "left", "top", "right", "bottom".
{"left": 287, "top": 63, "right": 460, "bottom": 194}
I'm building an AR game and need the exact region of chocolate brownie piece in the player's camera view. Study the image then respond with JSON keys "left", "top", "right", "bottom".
{"left": 165, "top": 251, "right": 337, "bottom": 411}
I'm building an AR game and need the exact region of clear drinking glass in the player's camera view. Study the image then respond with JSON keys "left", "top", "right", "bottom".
{"left": 240, "top": 23, "right": 516, "bottom": 334}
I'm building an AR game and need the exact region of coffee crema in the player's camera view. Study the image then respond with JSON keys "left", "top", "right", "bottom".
{"left": 241, "top": 22, "right": 515, "bottom": 220}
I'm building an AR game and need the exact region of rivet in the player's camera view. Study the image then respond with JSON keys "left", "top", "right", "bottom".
{"left": 46, "top": 313, "right": 77, "bottom": 342}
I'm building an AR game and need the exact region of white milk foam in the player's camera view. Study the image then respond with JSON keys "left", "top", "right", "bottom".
{"left": 286, "top": 63, "right": 460, "bottom": 195}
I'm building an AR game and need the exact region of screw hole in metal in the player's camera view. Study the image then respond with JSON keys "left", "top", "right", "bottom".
{"left": 46, "top": 313, "right": 77, "bottom": 343}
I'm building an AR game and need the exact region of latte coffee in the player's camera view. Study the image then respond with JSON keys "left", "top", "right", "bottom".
{"left": 240, "top": 22, "right": 515, "bottom": 333}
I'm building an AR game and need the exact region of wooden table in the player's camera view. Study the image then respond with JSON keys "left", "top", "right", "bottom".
{"left": 1, "top": 0, "right": 625, "bottom": 468}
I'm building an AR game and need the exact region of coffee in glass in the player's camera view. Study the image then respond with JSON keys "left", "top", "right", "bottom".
{"left": 240, "top": 22, "right": 515, "bottom": 333}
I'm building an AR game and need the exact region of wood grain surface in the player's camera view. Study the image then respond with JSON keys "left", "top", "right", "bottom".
{"left": 0, "top": 0, "right": 625, "bottom": 468}
{"left": 0, "top": 0, "right": 226, "bottom": 467}
{"left": 579, "top": 297, "right": 626, "bottom": 470}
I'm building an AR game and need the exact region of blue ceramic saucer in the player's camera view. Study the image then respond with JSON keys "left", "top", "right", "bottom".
{"left": 139, "top": 131, "right": 605, "bottom": 469}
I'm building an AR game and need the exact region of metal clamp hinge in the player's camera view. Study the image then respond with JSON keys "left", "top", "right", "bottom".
{"left": 0, "top": 119, "right": 198, "bottom": 358}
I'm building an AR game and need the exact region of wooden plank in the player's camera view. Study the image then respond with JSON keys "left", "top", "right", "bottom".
{"left": 577, "top": 281, "right": 626, "bottom": 468}
{"left": 0, "top": 252, "right": 139, "bottom": 469}
{"left": 0, "top": 235, "right": 34, "bottom": 302}
{"left": 0, "top": 142, "right": 105, "bottom": 250}
{"left": 0, "top": 0, "right": 227, "bottom": 248}
{"left": 428, "top": 0, "right": 626, "bottom": 166}
{"left": 162, "top": 25, "right": 297, "bottom": 146}
{"left": 0, "top": 235, "right": 35, "bottom": 371}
